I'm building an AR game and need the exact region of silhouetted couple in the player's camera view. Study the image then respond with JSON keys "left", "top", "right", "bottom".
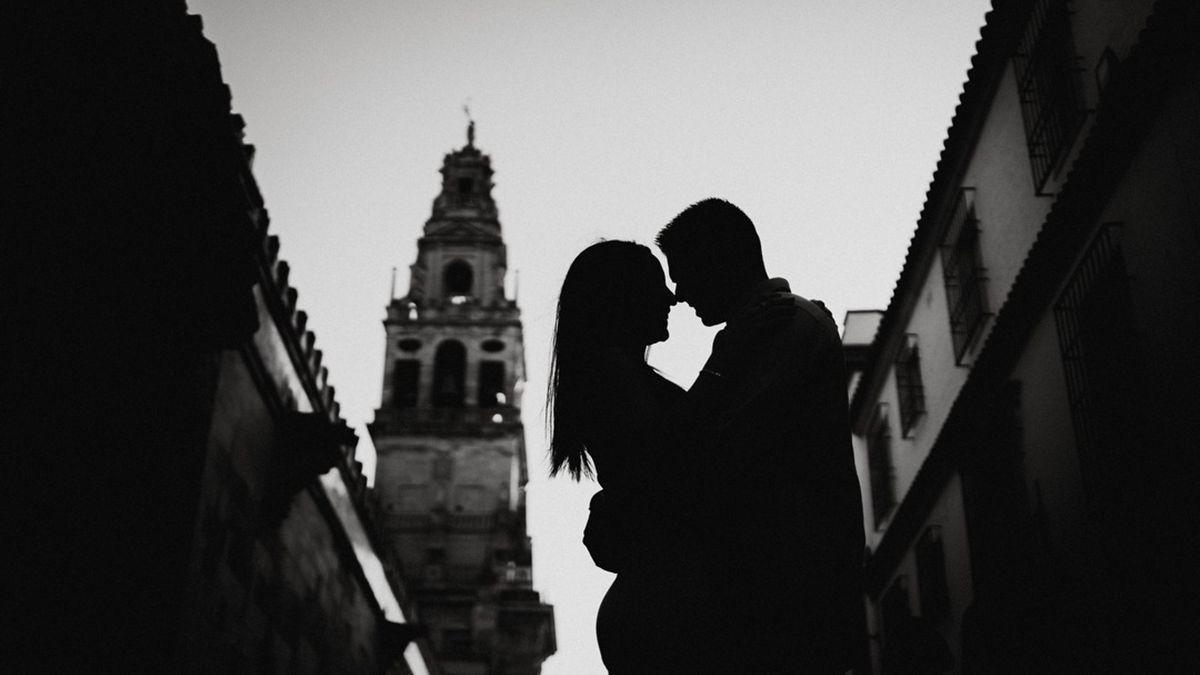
{"left": 548, "top": 199, "right": 864, "bottom": 673}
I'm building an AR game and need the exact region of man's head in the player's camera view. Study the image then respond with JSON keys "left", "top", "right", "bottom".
{"left": 656, "top": 198, "right": 768, "bottom": 325}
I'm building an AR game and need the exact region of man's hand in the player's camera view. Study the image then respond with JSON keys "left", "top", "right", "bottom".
{"left": 710, "top": 292, "right": 797, "bottom": 372}
{"left": 812, "top": 299, "right": 835, "bottom": 323}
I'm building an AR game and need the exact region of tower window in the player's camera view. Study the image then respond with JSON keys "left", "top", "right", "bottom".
{"left": 432, "top": 340, "right": 466, "bottom": 407}
{"left": 392, "top": 359, "right": 419, "bottom": 408}
{"left": 478, "top": 361, "right": 505, "bottom": 408}
{"left": 443, "top": 260, "right": 473, "bottom": 297}
{"left": 457, "top": 177, "right": 473, "bottom": 194}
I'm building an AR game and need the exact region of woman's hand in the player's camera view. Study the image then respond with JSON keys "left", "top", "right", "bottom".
{"left": 709, "top": 292, "right": 798, "bottom": 373}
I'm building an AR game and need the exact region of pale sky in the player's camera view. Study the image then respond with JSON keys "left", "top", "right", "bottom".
{"left": 187, "top": 2, "right": 990, "bottom": 672}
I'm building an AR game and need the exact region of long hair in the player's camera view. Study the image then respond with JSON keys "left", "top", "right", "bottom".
{"left": 546, "top": 240, "right": 656, "bottom": 480}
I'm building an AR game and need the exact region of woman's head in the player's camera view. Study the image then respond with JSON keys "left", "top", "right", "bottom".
{"left": 555, "top": 240, "right": 675, "bottom": 353}
{"left": 546, "top": 240, "right": 676, "bottom": 479}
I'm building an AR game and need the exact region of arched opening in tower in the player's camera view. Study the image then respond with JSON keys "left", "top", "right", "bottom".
{"left": 432, "top": 340, "right": 466, "bottom": 407}
{"left": 443, "top": 259, "right": 473, "bottom": 298}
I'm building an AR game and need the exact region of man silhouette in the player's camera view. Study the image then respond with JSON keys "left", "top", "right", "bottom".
{"left": 656, "top": 198, "right": 864, "bottom": 673}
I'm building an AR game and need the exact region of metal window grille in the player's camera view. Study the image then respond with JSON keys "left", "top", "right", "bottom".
{"left": 895, "top": 334, "right": 926, "bottom": 436}
{"left": 916, "top": 525, "right": 950, "bottom": 620}
{"left": 1013, "top": 0, "right": 1087, "bottom": 193}
{"left": 1053, "top": 225, "right": 1140, "bottom": 515}
{"left": 941, "top": 189, "right": 990, "bottom": 363}
{"left": 868, "top": 404, "right": 895, "bottom": 528}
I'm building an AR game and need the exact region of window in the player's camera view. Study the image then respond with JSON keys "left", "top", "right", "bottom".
{"left": 478, "top": 361, "right": 505, "bottom": 407}
{"left": 881, "top": 576, "right": 911, "bottom": 644}
{"left": 1013, "top": 0, "right": 1086, "bottom": 193}
{"left": 940, "top": 189, "right": 989, "bottom": 363}
{"left": 895, "top": 334, "right": 926, "bottom": 436}
{"left": 432, "top": 340, "right": 466, "bottom": 407}
{"left": 443, "top": 260, "right": 473, "bottom": 297}
{"left": 916, "top": 526, "right": 950, "bottom": 620}
{"left": 960, "top": 380, "right": 1025, "bottom": 591}
{"left": 1054, "top": 225, "right": 1141, "bottom": 516}
{"left": 392, "top": 359, "right": 419, "bottom": 408}
{"left": 868, "top": 404, "right": 895, "bottom": 528}
{"left": 457, "top": 177, "right": 473, "bottom": 194}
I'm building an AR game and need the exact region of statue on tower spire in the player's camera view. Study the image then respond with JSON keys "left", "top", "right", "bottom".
{"left": 463, "top": 103, "right": 475, "bottom": 147}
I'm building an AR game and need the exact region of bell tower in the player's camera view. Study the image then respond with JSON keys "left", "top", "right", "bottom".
{"left": 370, "top": 124, "right": 556, "bottom": 675}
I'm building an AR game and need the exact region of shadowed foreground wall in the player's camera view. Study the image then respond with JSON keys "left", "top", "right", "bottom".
{"left": 6, "top": 3, "right": 432, "bottom": 672}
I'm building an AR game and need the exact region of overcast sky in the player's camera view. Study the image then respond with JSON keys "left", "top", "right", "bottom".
{"left": 188, "top": 1, "right": 991, "bottom": 672}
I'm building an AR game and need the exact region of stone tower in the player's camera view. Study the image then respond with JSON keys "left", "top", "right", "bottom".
{"left": 370, "top": 124, "right": 556, "bottom": 675}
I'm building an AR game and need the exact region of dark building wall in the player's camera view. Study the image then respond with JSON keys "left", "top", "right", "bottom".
{"left": 175, "top": 345, "right": 389, "bottom": 673}
{"left": 7, "top": 3, "right": 431, "bottom": 671}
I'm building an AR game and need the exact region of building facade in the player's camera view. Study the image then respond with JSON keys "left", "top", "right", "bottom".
{"left": 846, "top": 1, "right": 1200, "bottom": 672}
{"left": 9, "top": 4, "right": 434, "bottom": 672}
{"left": 370, "top": 128, "right": 556, "bottom": 675}
{"left": 174, "top": 118, "right": 435, "bottom": 673}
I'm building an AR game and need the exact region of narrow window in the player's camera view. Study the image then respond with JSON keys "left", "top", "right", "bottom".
{"left": 1013, "top": 0, "right": 1087, "bottom": 193}
{"left": 443, "top": 260, "right": 473, "bottom": 297}
{"left": 1053, "top": 225, "right": 1141, "bottom": 516}
{"left": 960, "top": 381, "right": 1025, "bottom": 592}
{"left": 392, "top": 359, "right": 419, "bottom": 408}
{"left": 478, "top": 361, "right": 505, "bottom": 407}
{"left": 432, "top": 340, "right": 466, "bottom": 407}
{"left": 881, "top": 576, "right": 911, "bottom": 645}
{"left": 895, "top": 334, "right": 926, "bottom": 436}
{"left": 941, "top": 188, "right": 989, "bottom": 363}
{"left": 868, "top": 403, "right": 895, "bottom": 528}
{"left": 916, "top": 525, "right": 950, "bottom": 620}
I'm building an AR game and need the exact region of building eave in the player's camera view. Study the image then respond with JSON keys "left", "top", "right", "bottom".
{"left": 864, "top": 0, "right": 1200, "bottom": 595}
{"left": 849, "top": 0, "right": 1033, "bottom": 426}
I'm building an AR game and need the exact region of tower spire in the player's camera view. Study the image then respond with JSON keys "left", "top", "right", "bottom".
{"left": 370, "top": 131, "right": 555, "bottom": 672}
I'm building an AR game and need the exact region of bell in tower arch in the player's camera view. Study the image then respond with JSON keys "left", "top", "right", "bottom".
{"left": 443, "top": 260, "right": 473, "bottom": 299}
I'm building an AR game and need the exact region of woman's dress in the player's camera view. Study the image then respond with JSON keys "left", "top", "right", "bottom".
{"left": 587, "top": 364, "right": 719, "bottom": 673}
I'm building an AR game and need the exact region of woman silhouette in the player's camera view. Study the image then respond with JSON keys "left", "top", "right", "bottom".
{"left": 547, "top": 240, "right": 777, "bottom": 672}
